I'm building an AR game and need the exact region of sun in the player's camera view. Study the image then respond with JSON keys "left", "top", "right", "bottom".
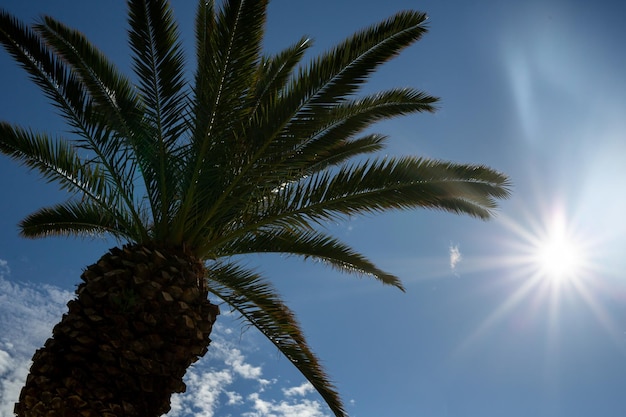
{"left": 497, "top": 202, "right": 591, "bottom": 285}
{"left": 529, "top": 212, "right": 587, "bottom": 283}
{"left": 449, "top": 195, "right": 624, "bottom": 361}
{"left": 533, "top": 227, "right": 583, "bottom": 281}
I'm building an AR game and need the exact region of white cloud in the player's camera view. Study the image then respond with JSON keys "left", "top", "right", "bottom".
{"left": 0, "top": 278, "right": 72, "bottom": 348}
{"left": 258, "top": 378, "right": 274, "bottom": 389}
{"left": 226, "top": 390, "right": 244, "bottom": 405}
{"left": 0, "top": 259, "right": 10, "bottom": 278}
{"left": 283, "top": 382, "right": 315, "bottom": 397}
{"left": 449, "top": 244, "right": 462, "bottom": 272}
{"left": 225, "top": 348, "right": 263, "bottom": 379}
{"left": 0, "top": 348, "right": 12, "bottom": 375}
{"left": 171, "top": 369, "right": 234, "bottom": 417}
{"left": 244, "top": 392, "right": 327, "bottom": 417}
{"left": 0, "top": 264, "right": 74, "bottom": 417}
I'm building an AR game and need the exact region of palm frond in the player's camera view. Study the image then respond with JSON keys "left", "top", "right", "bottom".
{"left": 129, "top": 0, "right": 187, "bottom": 143}
{"left": 208, "top": 157, "right": 510, "bottom": 245}
{"left": 173, "top": 0, "right": 269, "bottom": 242}
{"left": 33, "top": 16, "right": 139, "bottom": 187}
{"left": 0, "top": 10, "right": 117, "bottom": 153}
{"left": 216, "top": 228, "right": 405, "bottom": 290}
{"left": 241, "top": 36, "right": 311, "bottom": 153}
{"left": 1, "top": 10, "right": 147, "bottom": 238}
{"left": 127, "top": 0, "right": 189, "bottom": 238}
{"left": 298, "top": 133, "right": 388, "bottom": 173}
{"left": 19, "top": 200, "right": 138, "bottom": 240}
{"left": 304, "top": 11, "right": 429, "bottom": 104}
{"left": 278, "top": 157, "right": 511, "bottom": 221}
{"left": 0, "top": 123, "right": 141, "bottom": 232}
{"left": 249, "top": 36, "right": 311, "bottom": 124}
{"left": 189, "top": 0, "right": 215, "bottom": 155}
{"left": 35, "top": 16, "right": 140, "bottom": 142}
{"left": 255, "top": 88, "right": 438, "bottom": 186}
{"left": 276, "top": 10, "right": 430, "bottom": 144}
{"left": 207, "top": 262, "right": 347, "bottom": 417}
{"left": 0, "top": 123, "right": 103, "bottom": 195}
{"left": 301, "top": 88, "right": 438, "bottom": 162}
{"left": 187, "top": 12, "right": 433, "bottom": 237}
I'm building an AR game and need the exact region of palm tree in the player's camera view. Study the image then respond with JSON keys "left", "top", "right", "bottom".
{"left": 0, "top": 0, "right": 509, "bottom": 416}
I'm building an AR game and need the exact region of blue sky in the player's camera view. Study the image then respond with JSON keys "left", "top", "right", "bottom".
{"left": 1, "top": 0, "right": 626, "bottom": 416}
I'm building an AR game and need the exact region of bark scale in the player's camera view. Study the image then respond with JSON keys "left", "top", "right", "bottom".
{"left": 14, "top": 244, "right": 219, "bottom": 417}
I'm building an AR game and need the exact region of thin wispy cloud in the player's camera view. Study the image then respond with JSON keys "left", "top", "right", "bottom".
{"left": 0, "top": 349, "right": 11, "bottom": 375}
{"left": 0, "top": 259, "right": 9, "bottom": 277}
{"left": 449, "top": 244, "right": 462, "bottom": 273}
{"left": 0, "top": 263, "right": 331, "bottom": 417}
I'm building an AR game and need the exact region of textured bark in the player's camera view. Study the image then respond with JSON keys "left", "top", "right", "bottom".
{"left": 14, "top": 245, "right": 219, "bottom": 417}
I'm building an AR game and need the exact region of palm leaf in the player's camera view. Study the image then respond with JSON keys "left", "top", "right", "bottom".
{"left": 34, "top": 16, "right": 147, "bottom": 217}
{"left": 0, "top": 123, "right": 103, "bottom": 197}
{"left": 254, "top": 88, "right": 439, "bottom": 185}
{"left": 19, "top": 200, "right": 138, "bottom": 240}
{"left": 248, "top": 36, "right": 311, "bottom": 126}
{"left": 301, "top": 88, "right": 438, "bottom": 161}
{"left": 207, "top": 262, "right": 347, "bottom": 417}
{"left": 298, "top": 133, "right": 388, "bottom": 173}
{"left": 209, "top": 157, "right": 509, "bottom": 245}
{"left": 187, "top": 12, "right": 434, "bottom": 240}
{"left": 35, "top": 16, "right": 141, "bottom": 143}
{"left": 0, "top": 10, "right": 95, "bottom": 136}
{"left": 216, "top": 228, "right": 405, "bottom": 290}
{"left": 1, "top": 13, "right": 149, "bottom": 239}
{"left": 182, "top": 0, "right": 268, "bottom": 220}
{"left": 280, "top": 157, "right": 510, "bottom": 219}
{"left": 127, "top": 0, "right": 189, "bottom": 238}
{"left": 277, "top": 10, "right": 430, "bottom": 145}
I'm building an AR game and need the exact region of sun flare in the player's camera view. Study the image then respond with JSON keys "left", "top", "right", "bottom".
{"left": 533, "top": 228, "right": 583, "bottom": 281}
{"left": 528, "top": 212, "right": 588, "bottom": 283}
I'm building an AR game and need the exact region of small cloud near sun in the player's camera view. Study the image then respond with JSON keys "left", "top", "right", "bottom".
{"left": 449, "top": 244, "right": 462, "bottom": 273}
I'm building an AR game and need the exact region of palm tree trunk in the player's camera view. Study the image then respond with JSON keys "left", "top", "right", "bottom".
{"left": 14, "top": 244, "right": 219, "bottom": 417}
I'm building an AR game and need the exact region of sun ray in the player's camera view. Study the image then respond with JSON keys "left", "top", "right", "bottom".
{"left": 452, "top": 274, "right": 543, "bottom": 356}
{"left": 449, "top": 195, "right": 622, "bottom": 365}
